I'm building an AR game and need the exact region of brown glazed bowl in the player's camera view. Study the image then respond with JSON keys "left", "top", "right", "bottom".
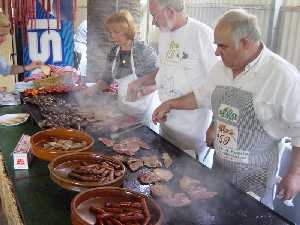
{"left": 48, "top": 152, "right": 126, "bottom": 192}
{"left": 31, "top": 128, "right": 94, "bottom": 161}
{"left": 71, "top": 187, "right": 164, "bottom": 225}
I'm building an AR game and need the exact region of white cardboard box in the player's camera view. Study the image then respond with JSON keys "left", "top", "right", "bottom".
{"left": 13, "top": 134, "right": 33, "bottom": 169}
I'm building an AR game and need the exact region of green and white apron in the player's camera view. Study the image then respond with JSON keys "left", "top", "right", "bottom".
{"left": 211, "top": 86, "right": 278, "bottom": 204}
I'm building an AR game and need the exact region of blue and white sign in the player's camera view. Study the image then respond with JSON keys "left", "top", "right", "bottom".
{"left": 23, "top": 0, "right": 74, "bottom": 76}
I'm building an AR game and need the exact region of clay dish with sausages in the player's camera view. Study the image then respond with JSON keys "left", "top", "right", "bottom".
{"left": 71, "top": 187, "right": 164, "bottom": 225}
{"left": 48, "top": 152, "right": 126, "bottom": 192}
{"left": 31, "top": 128, "right": 94, "bottom": 161}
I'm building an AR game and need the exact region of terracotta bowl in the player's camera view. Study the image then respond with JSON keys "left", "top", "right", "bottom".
{"left": 31, "top": 128, "right": 94, "bottom": 161}
{"left": 48, "top": 152, "right": 126, "bottom": 192}
{"left": 71, "top": 187, "right": 164, "bottom": 225}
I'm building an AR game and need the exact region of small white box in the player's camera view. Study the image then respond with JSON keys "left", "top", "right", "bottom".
{"left": 13, "top": 134, "right": 33, "bottom": 169}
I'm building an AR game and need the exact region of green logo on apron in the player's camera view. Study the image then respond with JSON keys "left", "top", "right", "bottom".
{"left": 219, "top": 107, "right": 238, "bottom": 123}
{"left": 166, "top": 41, "right": 180, "bottom": 61}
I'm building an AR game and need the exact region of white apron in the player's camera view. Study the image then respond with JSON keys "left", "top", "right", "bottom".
{"left": 156, "top": 41, "right": 212, "bottom": 151}
{"left": 211, "top": 86, "right": 278, "bottom": 208}
{"left": 112, "top": 47, "right": 159, "bottom": 128}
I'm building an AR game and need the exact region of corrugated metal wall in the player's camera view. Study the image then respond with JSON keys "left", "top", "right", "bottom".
{"left": 185, "top": 1, "right": 274, "bottom": 48}
{"left": 144, "top": 0, "right": 300, "bottom": 70}
{"left": 276, "top": 3, "right": 300, "bottom": 70}
{"left": 186, "top": 0, "right": 273, "bottom": 5}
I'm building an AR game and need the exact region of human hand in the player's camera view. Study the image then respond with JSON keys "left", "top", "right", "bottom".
{"left": 277, "top": 173, "right": 300, "bottom": 200}
{"left": 142, "top": 85, "right": 156, "bottom": 96}
{"left": 83, "top": 85, "right": 98, "bottom": 96}
{"left": 0, "top": 87, "right": 7, "bottom": 92}
{"left": 206, "top": 124, "right": 215, "bottom": 148}
{"left": 152, "top": 101, "right": 172, "bottom": 124}
{"left": 126, "top": 79, "right": 142, "bottom": 102}
{"left": 24, "top": 61, "right": 43, "bottom": 71}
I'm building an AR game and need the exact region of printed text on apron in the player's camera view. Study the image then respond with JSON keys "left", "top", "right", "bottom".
{"left": 211, "top": 86, "right": 278, "bottom": 197}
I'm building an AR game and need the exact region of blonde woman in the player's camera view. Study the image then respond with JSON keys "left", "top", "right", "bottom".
{"left": 86, "top": 10, "right": 159, "bottom": 121}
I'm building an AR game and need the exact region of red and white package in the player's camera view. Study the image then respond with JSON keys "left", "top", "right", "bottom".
{"left": 13, "top": 134, "right": 33, "bottom": 169}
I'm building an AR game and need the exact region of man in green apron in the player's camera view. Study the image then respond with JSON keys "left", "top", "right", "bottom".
{"left": 152, "top": 8, "right": 300, "bottom": 208}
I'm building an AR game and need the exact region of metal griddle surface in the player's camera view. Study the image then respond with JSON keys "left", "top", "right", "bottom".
{"left": 23, "top": 93, "right": 293, "bottom": 225}
{"left": 93, "top": 127, "right": 293, "bottom": 225}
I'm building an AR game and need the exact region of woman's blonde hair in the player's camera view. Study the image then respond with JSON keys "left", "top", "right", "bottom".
{"left": 105, "top": 10, "right": 137, "bottom": 40}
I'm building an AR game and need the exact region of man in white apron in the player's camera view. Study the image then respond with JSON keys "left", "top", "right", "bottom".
{"left": 149, "top": 0, "right": 218, "bottom": 153}
{"left": 152, "top": 9, "right": 300, "bottom": 208}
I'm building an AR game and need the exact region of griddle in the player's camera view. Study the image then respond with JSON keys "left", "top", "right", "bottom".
{"left": 94, "top": 127, "right": 293, "bottom": 225}
{"left": 23, "top": 93, "right": 294, "bottom": 225}
{"left": 21, "top": 92, "right": 142, "bottom": 134}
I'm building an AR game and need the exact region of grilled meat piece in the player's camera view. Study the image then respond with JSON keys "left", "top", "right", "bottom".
{"left": 179, "top": 176, "right": 218, "bottom": 200}
{"left": 150, "top": 183, "right": 173, "bottom": 198}
{"left": 99, "top": 137, "right": 115, "bottom": 147}
{"left": 179, "top": 176, "right": 201, "bottom": 192}
{"left": 127, "top": 157, "right": 144, "bottom": 172}
{"left": 161, "top": 193, "right": 191, "bottom": 207}
{"left": 113, "top": 142, "right": 140, "bottom": 156}
{"left": 142, "top": 155, "right": 162, "bottom": 168}
{"left": 138, "top": 169, "right": 174, "bottom": 184}
{"left": 162, "top": 152, "right": 172, "bottom": 168}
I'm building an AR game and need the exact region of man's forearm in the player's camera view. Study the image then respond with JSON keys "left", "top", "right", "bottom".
{"left": 169, "top": 92, "right": 198, "bottom": 110}
{"left": 10, "top": 65, "right": 24, "bottom": 74}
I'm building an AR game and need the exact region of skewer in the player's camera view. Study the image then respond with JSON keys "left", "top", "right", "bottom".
{"left": 110, "top": 124, "right": 143, "bottom": 140}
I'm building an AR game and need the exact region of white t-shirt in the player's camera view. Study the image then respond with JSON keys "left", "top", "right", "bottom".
{"left": 156, "top": 17, "right": 218, "bottom": 101}
{"left": 155, "top": 17, "right": 218, "bottom": 150}
{"left": 194, "top": 45, "right": 300, "bottom": 147}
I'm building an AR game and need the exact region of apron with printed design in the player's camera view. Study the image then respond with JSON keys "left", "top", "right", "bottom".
{"left": 156, "top": 37, "right": 212, "bottom": 150}
{"left": 211, "top": 86, "right": 278, "bottom": 196}
{"left": 111, "top": 46, "right": 158, "bottom": 124}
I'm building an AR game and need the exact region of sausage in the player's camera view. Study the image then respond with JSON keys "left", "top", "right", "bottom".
{"left": 99, "top": 176, "right": 107, "bottom": 183}
{"left": 106, "top": 160, "right": 121, "bottom": 169}
{"left": 69, "top": 172, "right": 98, "bottom": 182}
{"left": 119, "top": 202, "right": 142, "bottom": 208}
{"left": 102, "top": 162, "right": 114, "bottom": 170}
{"left": 109, "top": 170, "right": 115, "bottom": 181}
{"left": 123, "top": 208, "right": 143, "bottom": 214}
{"left": 109, "top": 218, "right": 124, "bottom": 225}
{"left": 119, "top": 213, "right": 144, "bottom": 222}
{"left": 99, "top": 213, "right": 115, "bottom": 219}
{"left": 90, "top": 206, "right": 106, "bottom": 215}
{"left": 95, "top": 214, "right": 105, "bottom": 225}
{"left": 104, "top": 219, "right": 114, "bottom": 225}
{"left": 102, "top": 170, "right": 110, "bottom": 177}
{"left": 104, "top": 207, "right": 124, "bottom": 213}
{"left": 141, "top": 198, "right": 150, "bottom": 225}
{"left": 114, "top": 171, "right": 123, "bottom": 177}
{"left": 79, "top": 163, "right": 99, "bottom": 168}
{"left": 73, "top": 167, "right": 105, "bottom": 175}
